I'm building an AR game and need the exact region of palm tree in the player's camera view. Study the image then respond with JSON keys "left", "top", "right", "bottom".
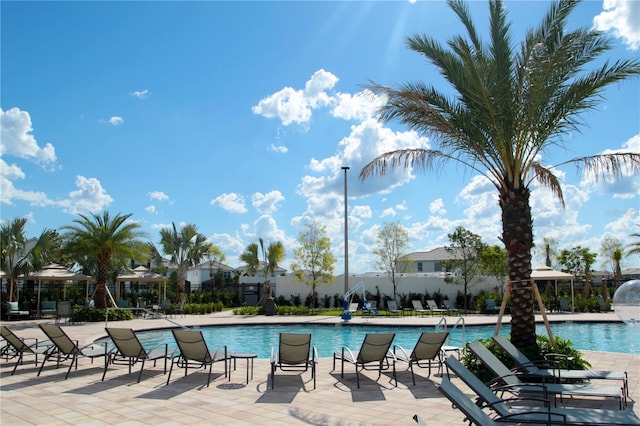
{"left": 1, "top": 218, "right": 29, "bottom": 302}
{"left": 627, "top": 226, "right": 640, "bottom": 258}
{"left": 239, "top": 242, "right": 260, "bottom": 276}
{"left": 360, "top": 0, "right": 640, "bottom": 348}
{"left": 158, "top": 222, "right": 211, "bottom": 305}
{"left": 240, "top": 238, "right": 285, "bottom": 302}
{"left": 61, "top": 211, "right": 148, "bottom": 308}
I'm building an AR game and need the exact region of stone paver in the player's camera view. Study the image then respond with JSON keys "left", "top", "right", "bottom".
{"left": 1, "top": 312, "right": 638, "bottom": 425}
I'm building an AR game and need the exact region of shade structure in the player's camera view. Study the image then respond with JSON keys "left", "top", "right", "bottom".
{"left": 25, "top": 263, "right": 93, "bottom": 317}
{"left": 116, "top": 266, "right": 168, "bottom": 301}
{"left": 531, "top": 266, "right": 575, "bottom": 312}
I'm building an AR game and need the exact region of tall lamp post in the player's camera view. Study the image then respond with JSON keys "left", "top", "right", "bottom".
{"left": 342, "top": 166, "right": 350, "bottom": 294}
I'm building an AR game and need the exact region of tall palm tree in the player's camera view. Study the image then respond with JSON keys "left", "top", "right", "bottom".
{"left": 158, "top": 222, "right": 211, "bottom": 303}
{"left": 360, "top": 0, "right": 640, "bottom": 348}
{"left": 61, "top": 211, "right": 148, "bottom": 308}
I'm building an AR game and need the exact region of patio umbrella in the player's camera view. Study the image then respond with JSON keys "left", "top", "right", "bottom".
{"left": 531, "top": 266, "right": 575, "bottom": 312}
{"left": 25, "top": 263, "right": 92, "bottom": 317}
{"left": 116, "top": 266, "right": 168, "bottom": 302}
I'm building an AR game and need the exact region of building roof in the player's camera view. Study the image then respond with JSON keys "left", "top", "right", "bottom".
{"left": 402, "top": 247, "right": 457, "bottom": 262}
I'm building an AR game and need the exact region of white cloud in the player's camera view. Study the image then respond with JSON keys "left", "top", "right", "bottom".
{"left": 108, "top": 116, "right": 124, "bottom": 126}
{"left": 145, "top": 205, "right": 156, "bottom": 214}
{"left": 429, "top": 198, "right": 446, "bottom": 215}
{"left": 0, "top": 159, "right": 53, "bottom": 206}
{"left": 149, "top": 191, "right": 169, "bottom": 201}
{"left": 131, "top": 89, "right": 149, "bottom": 99}
{"left": 252, "top": 190, "right": 284, "bottom": 214}
{"left": 252, "top": 69, "right": 338, "bottom": 126}
{"left": 594, "top": 0, "right": 640, "bottom": 50}
{"left": 211, "top": 192, "right": 247, "bottom": 213}
{"left": 268, "top": 144, "right": 288, "bottom": 153}
{"left": 58, "top": 175, "right": 113, "bottom": 214}
{"left": 332, "top": 89, "right": 381, "bottom": 122}
{"left": 0, "top": 107, "right": 57, "bottom": 163}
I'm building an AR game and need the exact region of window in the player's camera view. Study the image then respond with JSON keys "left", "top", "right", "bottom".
{"left": 434, "top": 262, "right": 442, "bottom": 272}
{"left": 417, "top": 262, "right": 423, "bottom": 272}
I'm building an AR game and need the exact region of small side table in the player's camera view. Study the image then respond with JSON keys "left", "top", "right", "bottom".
{"left": 228, "top": 352, "right": 257, "bottom": 384}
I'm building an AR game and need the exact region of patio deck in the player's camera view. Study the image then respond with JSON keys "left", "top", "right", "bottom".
{"left": 1, "top": 311, "right": 638, "bottom": 425}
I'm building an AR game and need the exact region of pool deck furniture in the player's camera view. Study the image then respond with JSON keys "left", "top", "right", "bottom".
{"left": 40, "top": 301, "right": 57, "bottom": 318}
{"left": 37, "top": 324, "right": 111, "bottom": 380}
{"left": 229, "top": 352, "right": 257, "bottom": 384}
{"left": 333, "top": 332, "right": 396, "bottom": 389}
{"left": 103, "top": 327, "right": 170, "bottom": 383}
{"left": 468, "top": 341, "right": 627, "bottom": 410}
{"left": 0, "top": 325, "right": 53, "bottom": 375}
{"left": 270, "top": 332, "right": 317, "bottom": 389}
{"left": 394, "top": 331, "right": 449, "bottom": 385}
{"left": 493, "top": 335, "right": 628, "bottom": 398}
{"left": 446, "top": 355, "right": 640, "bottom": 425}
{"left": 411, "top": 300, "right": 429, "bottom": 317}
{"left": 4, "top": 301, "right": 30, "bottom": 320}
{"left": 0, "top": 311, "right": 637, "bottom": 426}
{"left": 167, "top": 329, "right": 227, "bottom": 388}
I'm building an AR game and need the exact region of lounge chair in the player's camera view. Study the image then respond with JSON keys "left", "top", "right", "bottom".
{"left": 363, "top": 300, "right": 378, "bottom": 315}
{"left": 484, "top": 299, "right": 501, "bottom": 314}
{"left": 332, "top": 333, "right": 396, "bottom": 388}
{"left": 160, "top": 299, "right": 174, "bottom": 316}
{"left": 446, "top": 355, "right": 640, "bottom": 425}
{"left": 386, "top": 300, "right": 402, "bottom": 316}
{"left": 438, "top": 376, "right": 567, "bottom": 426}
{"left": 270, "top": 332, "right": 317, "bottom": 389}
{"left": 56, "top": 301, "right": 72, "bottom": 323}
{"left": 40, "top": 301, "right": 57, "bottom": 318}
{"left": 492, "top": 335, "right": 628, "bottom": 398}
{"left": 394, "top": 331, "right": 449, "bottom": 385}
{"left": 37, "top": 324, "right": 110, "bottom": 380}
{"left": 5, "top": 301, "right": 30, "bottom": 320}
{"left": 102, "top": 327, "right": 170, "bottom": 383}
{"left": 347, "top": 302, "right": 359, "bottom": 316}
{"left": 116, "top": 299, "right": 131, "bottom": 308}
{"left": 467, "top": 341, "right": 626, "bottom": 409}
{"left": 411, "top": 300, "right": 429, "bottom": 317}
{"left": 558, "top": 298, "right": 571, "bottom": 312}
{"left": 0, "top": 325, "right": 53, "bottom": 375}
{"left": 426, "top": 299, "right": 448, "bottom": 315}
{"left": 166, "top": 329, "right": 227, "bottom": 387}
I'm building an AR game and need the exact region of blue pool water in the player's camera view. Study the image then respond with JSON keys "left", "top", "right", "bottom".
{"left": 129, "top": 322, "right": 639, "bottom": 358}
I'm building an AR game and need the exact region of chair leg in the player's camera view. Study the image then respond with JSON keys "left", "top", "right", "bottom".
{"left": 355, "top": 364, "right": 360, "bottom": 388}
{"left": 271, "top": 362, "right": 276, "bottom": 389}
{"left": 64, "top": 355, "right": 76, "bottom": 380}
{"left": 409, "top": 362, "right": 415, "bottom": 386}
{"left": 10, "top": 352, "right": 23, "bottom": 376}
{"left": 137, "top": 359, "right": 146, "bottom": 383}
{"left": 206, "top": 362, "right": 213, "bottom": 387}
{"left": 166, "top": 357, "right": 176, "bottom": 385}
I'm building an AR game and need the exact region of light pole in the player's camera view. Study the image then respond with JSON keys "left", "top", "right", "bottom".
{"left": 342, "top": 166, "right": 350, "bottom": 294}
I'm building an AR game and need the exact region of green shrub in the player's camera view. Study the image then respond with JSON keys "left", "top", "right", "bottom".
{"left": 461, "top": 335, "right": 591, "bottom": 383}
{"left": 72, "top": 307, "right": 134, "bottom": 322}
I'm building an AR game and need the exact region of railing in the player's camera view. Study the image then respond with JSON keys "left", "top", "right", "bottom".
{"left": 435, "top": 316, "right": 466, "bottom": 355}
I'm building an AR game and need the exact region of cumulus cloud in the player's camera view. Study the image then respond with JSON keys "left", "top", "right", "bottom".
{"left": 58, "top": 175, "right": 113, "bottom": 214}
{"left": 268, "top": 144, "right": 288, "bottom": 153}
{"left": 211, "top": 192, "right": 247, "bottom": 213}
{"left": 131, "top": 89, "right": 149, "bottom": 99}
{"left": 0, "top": 107, "right": 57, "bottom": 163}
{"left": 594, "top": 0, "right": 640, "bottom": 50}
{"left": 108, "top": 116, "right": 124, "bottom": 126}
{"left": 149, "top": 191, "right": 169, "bottom": 201}
{"left": 145, "top": 205, "right": 156, "bottom": 214}
{"left": 332, "top": 89, "right": 381, "bottom": 122}
{"left": 252, "top": 69, "right": 339, "bottom": 126}
{"left": 252, "top": 190, "right": 284, "bottom": 214}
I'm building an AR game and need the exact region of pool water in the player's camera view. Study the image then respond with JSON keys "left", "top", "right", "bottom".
{"left": 129, "top": 322, "right": 639, "bottom": 358}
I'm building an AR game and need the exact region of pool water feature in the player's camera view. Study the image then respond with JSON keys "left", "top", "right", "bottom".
{"left": 129, "top": 322, "right": 639, "bottom": 359}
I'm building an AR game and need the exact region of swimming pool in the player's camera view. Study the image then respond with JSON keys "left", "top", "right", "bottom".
{"left": 127, "top": 321, "right": 639, "bottom": 358}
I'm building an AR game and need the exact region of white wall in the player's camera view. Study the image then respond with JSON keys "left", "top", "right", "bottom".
{"left": 272, "top": 273, "right": 502, "bottom": 303}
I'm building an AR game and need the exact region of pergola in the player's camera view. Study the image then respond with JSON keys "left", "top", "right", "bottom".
{"left": 115, "top": 266, "right": 168, "bottom": 302}
{"left": 531, "top": 265, "right": 575, "bottom": 312}
{"left": 26, "top": 263, "right": 92, "bottom": 317}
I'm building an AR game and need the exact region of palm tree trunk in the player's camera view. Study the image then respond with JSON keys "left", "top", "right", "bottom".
{"left": 94, "top": 254, "right": 109, "bottom": 308}
{"left": 500, "top": 184, "right": 536, "bottom": 349}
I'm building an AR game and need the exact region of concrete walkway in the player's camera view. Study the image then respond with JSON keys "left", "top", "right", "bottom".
{"left": 1, "top": 312, "right": 638, "bottom": 425}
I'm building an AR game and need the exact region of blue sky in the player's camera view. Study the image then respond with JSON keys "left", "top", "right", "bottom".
{"left": 2, "top": 0, "right": 639, "bottom": 274}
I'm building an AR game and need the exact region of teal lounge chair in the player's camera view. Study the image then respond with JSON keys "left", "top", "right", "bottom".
{"left": 386, "top": 300, "right": 402, "bottom": 316}
{"left": 446, "top": 355, "right": 640, "bottom": 425}
{"left": 333, "top": 333, "right": 396, "bottom": 388}
{"left": 467, "top": 341, "right": 626, "bottom": 410}
{"left": 394, "top": 331, "right": 449, "bottom": 385}
{"left": 492, "top": 335, "right": 628, "bottom": 398}
{"left": 270, "top": 332, "right": 317, "bottom": 389}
